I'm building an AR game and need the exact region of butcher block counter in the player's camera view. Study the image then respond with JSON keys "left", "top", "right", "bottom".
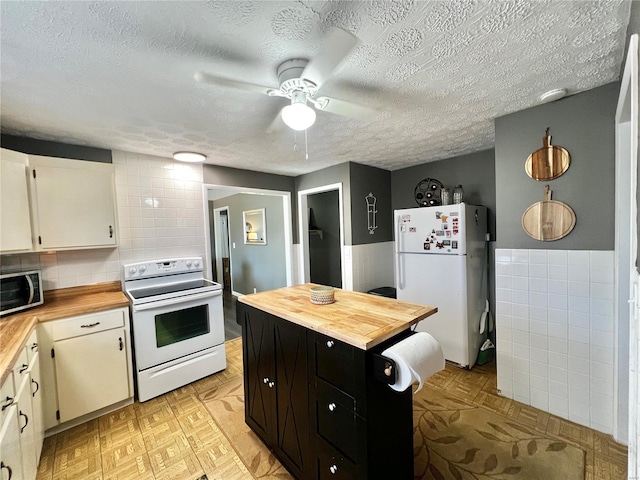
{"left": 238, "top": 283, "right": 437, "bottom": 350}
{"left": 0, "top": 281, "right": 128, "bottom": 386}
{"left": 237, "top": 284, "right": 438, "bottom": 480}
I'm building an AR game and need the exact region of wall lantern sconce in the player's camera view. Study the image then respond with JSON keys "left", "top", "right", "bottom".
{"left": 365, "top": 192, "right": 377, "bottom": 235}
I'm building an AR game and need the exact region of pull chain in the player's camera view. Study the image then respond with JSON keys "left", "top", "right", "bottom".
{"left": 305, "top": 128, "right": 309, "bottom": 160}
{"left": 293, "top": 131, "right": 299, "bottom": 152}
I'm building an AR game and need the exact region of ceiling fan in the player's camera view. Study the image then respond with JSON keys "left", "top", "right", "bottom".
{"left": 194, "top": 27, "right": 373, "bottom": 131}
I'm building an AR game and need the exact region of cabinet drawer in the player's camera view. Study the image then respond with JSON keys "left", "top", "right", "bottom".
{"left": 12, "top": 346, "right": 29, "bottom": 384}
{"left": 316, "top": 435, "right": 359, "bottom": 480}
{"left": 311, "top": 332, "right": 359, "bottom": 397}
{"left": 1, "top": 373, "right": 15, "bottom": 423}
{"left": 52, "top": 309, "right": 125, "bottom": 341}
{"left": 313, "top": 383, "right": 364, "bottom": 464}
{"left": 26, "top": 329, "right": 39, "bottom": 364}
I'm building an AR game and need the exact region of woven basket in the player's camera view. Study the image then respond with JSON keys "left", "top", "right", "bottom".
{"left": 310, "top": 286, "right": 335, "bottom": 305}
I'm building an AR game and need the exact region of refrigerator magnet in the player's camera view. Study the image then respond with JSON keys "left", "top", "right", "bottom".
{"left": 441, "top": 214, "right": 448, "bottom": 223}
{"left": 452, "top": 241, "right": 458, "bottom": 249}
{"left": 409, "top": 227, "right": 416, "bottom": 232}
{"left": 446, "top": 231, "right": 451, "bottom": 237}
{"left": 424, "top": 243, "right": 430, "bottom": 250}
{"left": 435, "top": 211, "right": 442, "bottom": 219}
{"left": 443, "top": 240, "right": 451, "bottom": 246}
{"left": 436, "top": 230, "right": 444, "bottom": 236}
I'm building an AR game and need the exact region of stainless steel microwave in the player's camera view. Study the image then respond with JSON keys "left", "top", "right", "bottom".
{"left": 0, "top": 270, "right": 44, "bottom": 316}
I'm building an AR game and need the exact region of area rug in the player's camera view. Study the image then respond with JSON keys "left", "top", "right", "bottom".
{"left": 200, "top": 378, "right": 585, "bottom": 480}
{"left": 413, "top": 388, "right": 585, "bottom": 480}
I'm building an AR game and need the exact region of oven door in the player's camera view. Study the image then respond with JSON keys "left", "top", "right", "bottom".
{"left": 130, "top": 290, "right": 224, "bottom": 370}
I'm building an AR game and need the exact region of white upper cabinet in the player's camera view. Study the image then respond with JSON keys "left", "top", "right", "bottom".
{"left": 29, "top": 155, "right": 117, "bottom": 250}
{"left": 0, "top": 148, "right": 33, "bottom": 253}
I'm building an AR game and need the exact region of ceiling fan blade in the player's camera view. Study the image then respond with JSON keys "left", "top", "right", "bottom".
{"left": 194, "top": 71, "right": 274, "bottom": 95}
{"left": 301, "top": 27, "right": 359, "bottom": 90}
{"left": 315, "top": 96, "right": 377, "bottom": 120}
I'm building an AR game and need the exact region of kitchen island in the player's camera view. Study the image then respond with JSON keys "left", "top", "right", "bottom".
{"left": 237, "top": 284, "right": 437, "bottom": 480}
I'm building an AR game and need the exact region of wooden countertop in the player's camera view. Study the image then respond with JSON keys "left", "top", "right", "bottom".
{"left": 0, "top": 281, "right": 129, "bottom": 387}
{"left": 239, "top": 284, "right": 437, "bottom": 350}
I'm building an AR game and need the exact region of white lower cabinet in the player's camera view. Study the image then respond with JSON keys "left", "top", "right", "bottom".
{"left": 16, "top": 373, "right": 37, "bottom": 479}
{"left": 39, "top": 307, "right": 134, "bottom": 431}
{"left": 0, "top": 403, "right": 23, "bottom": 480}
{"left": 1, "top": 328, "right": 44, "bottom": 480}
{"left": 55, "top": 327, "right": 130, "bottom": 422}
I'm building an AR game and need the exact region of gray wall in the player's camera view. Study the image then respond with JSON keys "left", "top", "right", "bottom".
{"left": 349, "top": 162, "right": 393, "bottom": 244}
{"left": 295, "top": 162, "right": 352, "bottom": 244}
{"left": 495, "top": 82, "right": 618, "bottom": 249}
{"left": 391, "top": 149, "right": 496, "bottom": 240}
{"left": 1, "top": 134, "right": 112, "bottom": 163}
{"left": 212, "top": 193, "right": 287, "bottom": 294}
{"left": 308, "top": 190, "right": 342, "bottom": 288}
{"left": 204, "top": 164, "right": 297, "bottom": 242}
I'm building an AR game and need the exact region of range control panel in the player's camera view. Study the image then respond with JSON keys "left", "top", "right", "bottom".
{"left": 123, "top": 257, "right": 203, "bottom": 279}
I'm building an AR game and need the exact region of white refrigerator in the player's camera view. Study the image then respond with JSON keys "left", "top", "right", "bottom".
{"left": 394, "top": 203, "right": 488, "bottom": 368}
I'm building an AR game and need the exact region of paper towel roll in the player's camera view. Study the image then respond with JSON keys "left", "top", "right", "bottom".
{"left": 381, "top": 332, "right": 445, "bottom": 393}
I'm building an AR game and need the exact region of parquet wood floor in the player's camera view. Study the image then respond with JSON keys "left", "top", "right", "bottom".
{"left": 36, "top": 337, "right": 627, "bottom": 480}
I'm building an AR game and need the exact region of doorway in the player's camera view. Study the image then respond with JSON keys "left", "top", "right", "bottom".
{"left": 203, "top": 184, "right": 294, "bottom": 340}
{"left": 298, "top": 183, "right": 348, "bottom": 289}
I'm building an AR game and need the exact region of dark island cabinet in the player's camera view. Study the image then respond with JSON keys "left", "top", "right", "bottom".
{"left": 238, "top": 302, "right": 414, "bottom": 480}
{"left": 238, "top": 303, "right": 310, "bottom": 479}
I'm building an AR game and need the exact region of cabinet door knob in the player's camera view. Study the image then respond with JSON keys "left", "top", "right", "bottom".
{"left": 263, "top": 377, "right": 269, "bottom": 384}
{"left": 268, "top": 381, "right": 275, "bottom": 388}
{"left": 329, "top": 464, "right": 338, "bottom": 474}
{"left": 31, "top": 343, "right": 38, "bottom": 351}
{"left": 0, "top": 461, "right": 13, "bottom": 480}
{"left": 326, "top": 340, "right": 334, "bottom": 348}
{"left": 19, "top": 363, "right": 28, "bottom": 374}
{"left": 119, "top": 337, "right": 124, "bottom": 351}
{"left": 31, "top": 379, "right": 39, "bottom": 396}
{"left": 109, "top": 225, "right": 114, "bottom": 238}
{"left": 328, "top": 402, "right": 336, "bottom": 412}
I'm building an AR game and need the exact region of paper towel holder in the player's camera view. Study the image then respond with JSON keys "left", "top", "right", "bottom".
{"left": 372, "top": 353, "right": 397, "bottom": 385}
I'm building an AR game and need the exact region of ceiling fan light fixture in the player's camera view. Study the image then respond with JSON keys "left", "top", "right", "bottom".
{"left": 173, "top": 151, "right": 207, "bottom": 163}
{"left": 282, "top": 91, "right": 316, "bottom": 131}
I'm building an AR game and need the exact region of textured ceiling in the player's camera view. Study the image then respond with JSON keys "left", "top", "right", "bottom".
{"left": 0, "top": 1, "right": 633, "bottom": 176}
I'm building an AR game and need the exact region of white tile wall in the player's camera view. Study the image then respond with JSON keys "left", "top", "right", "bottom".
{"left": 0, "top": 151, "right": 207, "bottom": 289}
{"left": 496, "top": 248, "right": 615, "bottom": 435}
{"left": 350, "top": 241, "right": 394, "bottom": 293}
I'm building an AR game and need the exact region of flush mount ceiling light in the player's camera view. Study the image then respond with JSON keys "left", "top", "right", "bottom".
{"left": 538, "top": 88, "right": 567, "bottom": 103}
{"left": 173, "top": 151, "right": 206, "bottom": 163}
{"left": 281, "top": 91, "right": 317, "bottom": 131}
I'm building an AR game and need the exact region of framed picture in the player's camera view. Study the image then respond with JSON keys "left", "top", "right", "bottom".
{"left": 243, "top": 208, "right": 267, "bottom": 245}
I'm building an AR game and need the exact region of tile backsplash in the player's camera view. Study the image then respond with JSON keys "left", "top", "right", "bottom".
{"left": 0, "top": 151, "right": 207, "bottom": 289}
{"left": 495, "top": 248, "right": 616, "bottom": 435}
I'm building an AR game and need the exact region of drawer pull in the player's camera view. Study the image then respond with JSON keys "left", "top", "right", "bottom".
{"left": 18, "top": 363, "right": 28, "bottom": 374}
{"left": 31, "top": 379, "right": 39, "bottom": 396}
{"left": 328, "top": 402, "right": 336, "bottom": 412}
{"left": 1, "top": 461, "right": 12, "bottom": 480}
{"left": 326, "top": 340, "right": 334, "bottom": 348}
{"left": 329, "top": 464, "right": 338, "bottom": 474}
{"left": 19, "top": 410, "right": 28, "bottom": 433}
{"left": 1, "top": 396, "right": 14, "bottom": 411}
{"left": 119, "top": 337, "right": 124, "bottom": 351}
{"left": 81, "top": 322, "right": 101, "bottom": 328}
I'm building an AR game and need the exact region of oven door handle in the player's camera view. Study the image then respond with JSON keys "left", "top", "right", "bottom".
{"left": 132, "top": 290, "right": 221, "bottom": 311}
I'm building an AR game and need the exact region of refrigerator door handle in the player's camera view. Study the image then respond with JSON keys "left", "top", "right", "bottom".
{"left": 396, "top": 216, "right": 405, "bottom": 290}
